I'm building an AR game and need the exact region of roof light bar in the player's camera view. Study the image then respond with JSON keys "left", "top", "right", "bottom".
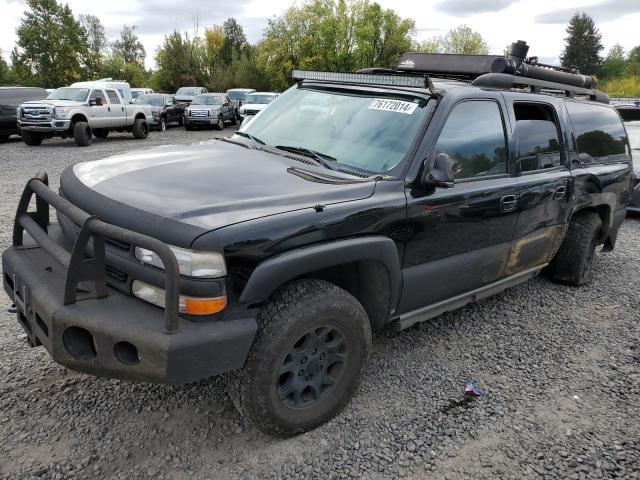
{"left": 291, "top": 70, "right": 429, "bottom": 89}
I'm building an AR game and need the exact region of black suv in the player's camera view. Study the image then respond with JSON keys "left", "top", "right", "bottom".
{"left": 2, "top": 42, "right": 633, "bottom": 436}
{"left": 0, "top": 86, "right": 48, "bottom": 140}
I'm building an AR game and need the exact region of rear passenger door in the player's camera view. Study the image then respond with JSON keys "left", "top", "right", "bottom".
{"left": 506, "top": 97, "right": 572, "bottom": 273}
{"left": 401, "top": 96, "right": 519, "bottom": 313}
{"left": 106, "top": 89, "right": 125, "bottom": 127}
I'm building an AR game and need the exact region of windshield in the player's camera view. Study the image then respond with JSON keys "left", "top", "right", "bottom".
{"left": 176, "top": 87, "right": 199, "bottom": 96}
{"left": 237, "top": 86, "right": 431, "bottom": 173}
{"left": 192, "top": 95, "right": 224, "bottom": 105}
{"left": 134, "top": 94, "right": 163, "bottom": 106}
{"left": 245, "top": 94, "right": 275, "bottom": 104}
{"left": 227, "top": 90, "right": 250, "bottom": 101}
{"left": 47, "top": 88, "right": 89, "bottom": 102}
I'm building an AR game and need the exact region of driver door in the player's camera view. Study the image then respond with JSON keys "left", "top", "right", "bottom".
{"left": 400, "top": 97, "right": 519, "bottom": 313}
{"left": 87, "top": 89, "right": 110, "bottom": 128}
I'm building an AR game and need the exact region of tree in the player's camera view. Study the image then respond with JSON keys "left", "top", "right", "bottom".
{"left": 112, "top": 25, "right": 146, "bottom": 66}
{"left": 560, "top": 12, "right": 603, "bottom": 75}
{"left": 220, "top": 18, "right": 247, "bottom": 65}
{"left": 415, "top": 25, "right": 489, "bottom": 55}
{"left": 0, "top": 52, "right": 10, "bottom": 84}
{"left": 599, "top": 44, "right": 626, "bottom": 81}
{"left": 11, "top": 0, "right": 92, "bottom": 87}
{"left": 78, "top": 14, "right": 107, "bottom": 78}
{"left": 100, "top": 53, "right": 147, "bottom": 86}
{"left": 153, "top": 31, "right": 204, "bottom": 92}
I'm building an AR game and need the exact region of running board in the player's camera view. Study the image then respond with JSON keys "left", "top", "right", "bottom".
{"left": 394, "top": 264, "right": 547, "bottom": 331}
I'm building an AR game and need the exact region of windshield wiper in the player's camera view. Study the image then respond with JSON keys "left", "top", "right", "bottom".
{"left": 275, "top": 145, "right": 338, "bottom": 170}
{"left": 234, "top": 131, "right": 266, "bottom": 146}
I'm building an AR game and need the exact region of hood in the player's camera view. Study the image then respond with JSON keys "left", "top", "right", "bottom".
{"left": 65, "top": 140, "right": 376, "bottom": 233}
{"left": 174, "top": 96, "right": 195, "bottom": 102}
{"left": 242, "top": 103, "right": 267, "bottom": 111}
{"left": 22, "top": 99, "right": 84, "bottom": 108}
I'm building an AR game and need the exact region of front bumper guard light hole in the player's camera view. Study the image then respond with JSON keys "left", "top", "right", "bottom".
{"left": 114, "top": 341, "right": 140, "bottom": 366}
{"left": 62, "top": 326, "right": 97, "bottom": 360}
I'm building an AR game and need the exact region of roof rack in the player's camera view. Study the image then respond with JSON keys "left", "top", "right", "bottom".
{"left": 397, "top": 40, "right": 609, "bottom": 104}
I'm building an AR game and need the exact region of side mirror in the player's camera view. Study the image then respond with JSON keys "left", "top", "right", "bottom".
{"left": 89, "top": 99, "right": 97, "bottom": 106}
{"left": 422, "top": 153, "right": 455, "bottom": 188}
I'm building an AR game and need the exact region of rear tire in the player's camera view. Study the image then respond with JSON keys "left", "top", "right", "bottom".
{"left": 93, "top": 129, "right": 109, "bottom": 139}
{"left": 132, "top": 118, "right": 149, "bottom": 139}
{"left": 73, "top": 121, "right": 92, "bottom": 147}
{"left": 224, "top": 279, "right": 371, "bottom": 437}
{"left": 21, "top": 131, "right": 43, "bottom": 146}
{"left": 158, "top": 117, "right": 166, "bottom": 132}
{"left": 551, "top": 211, "right": 602, "bottom": 286}
{"left": 216, "top": 116, "right": 224, "bottom": 130}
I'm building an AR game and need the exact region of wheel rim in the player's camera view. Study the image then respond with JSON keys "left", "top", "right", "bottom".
{"left": 277, "top": 326, "right": 349, "bottom": 410}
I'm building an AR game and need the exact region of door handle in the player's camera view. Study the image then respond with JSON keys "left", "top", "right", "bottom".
{"left": 108, "top": 106, "right": 111, "bottom": 112}
{"left": 554, "top": 186, "right": 566, "bottom": 200}
{"left": 500, "top": 194, "right": 518, "bottom": 212}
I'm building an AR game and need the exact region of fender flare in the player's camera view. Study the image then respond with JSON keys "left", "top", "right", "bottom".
{"left": 238, "top": 236, "right": 401, "bottom": 311}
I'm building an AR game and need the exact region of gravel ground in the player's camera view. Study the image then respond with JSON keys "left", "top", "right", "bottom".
{"left": 1, "top": 128, "right": 639, "bottom": 479}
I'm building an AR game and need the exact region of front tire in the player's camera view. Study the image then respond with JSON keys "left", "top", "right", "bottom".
{"left": 225, "top": 279, "right": 371, "bottom": 436}
{"left": 73, "top": 122, "right": 92, "bottom": 147}
{"left": 158, "top": 117, "right": 166, "bottom": 132}
{"left": 21, "top": 131, "right": 43, "bottom": 146}
{"left": 215, "top": 116, "right": 224, "bottom": 130}
{"left": 551, "top": 211, "right": 602, "bottom": 286}
{"left": 132, "top": 118, "right": 149, "bottom": 139}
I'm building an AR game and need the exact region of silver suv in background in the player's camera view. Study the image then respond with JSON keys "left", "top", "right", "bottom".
{"left": 17, "top": 83, "right": 153, "bottom": 147}
{"left": 174, "top": 87, "right": 208, "bottom": 108}
{"left": 238, "top": 92, "right": 279, "bottom": 125}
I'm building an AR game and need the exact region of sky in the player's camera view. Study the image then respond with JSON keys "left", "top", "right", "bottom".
{"left": 1, "top": 0, "right": 640, "bottom": 70}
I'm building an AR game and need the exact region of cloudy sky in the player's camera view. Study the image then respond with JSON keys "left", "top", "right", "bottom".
{"left": 1, "top": 0, "right": 639, "bottom": 70}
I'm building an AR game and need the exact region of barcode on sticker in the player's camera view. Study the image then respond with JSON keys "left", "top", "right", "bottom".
{"left": 368, "top": 99, "right": 418, "bottom": 115}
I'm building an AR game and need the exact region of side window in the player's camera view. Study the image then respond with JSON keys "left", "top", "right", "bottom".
{"left": 566, "top": 101, "right": 627, "bottom": 164}
{"left": 90, "top": 89, "right": 106, "bottom": 105}
{"left": 106, "top": 90, "right": 121, "bottom": 105}
{"left": 433, "top": 100, "right": 507, "bottom": 179}
{"left": 514, "top": 103, "right": 564, "bottom": 172}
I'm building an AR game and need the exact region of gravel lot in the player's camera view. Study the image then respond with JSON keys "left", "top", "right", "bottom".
{"left": 1, "top": 127, "right": 639, "bottom": 480}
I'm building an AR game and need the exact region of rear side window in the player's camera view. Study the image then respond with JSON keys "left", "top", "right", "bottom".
{"left": 566, "top": 101, "right": 627, "bottom": 163}
{"left": 106, "top": 90, "right": 121, "bottom": 104}
{"left": 433, "top": 100, "right": 507, "bottom": 179}
{"left": 514, "top": 103, "right": 564, "bottom": 172}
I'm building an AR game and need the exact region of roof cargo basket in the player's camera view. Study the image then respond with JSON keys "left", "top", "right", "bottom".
{"left": 397, "top": 40, "right": 609, "bottom": 104}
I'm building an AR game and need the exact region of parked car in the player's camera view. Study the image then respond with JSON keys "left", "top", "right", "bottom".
{"left": 174, "top": 87, "right": 208, "bottom": 108}
{"left": 238, "top": 92, "right": 279, "bottom": 121}
{"left": 17, "top": 81, "right": 153, "bottom": 147}
{"left": 617, "top": 105, "right": 640, "bottom": 213}
{"left": 130, "top": 88, "right": 154, "bottom": 102}
{"left": 0, "top": 86, "right": 48, "bottom": 140}
{"left": 133, "top": 93, "right": 183, "bottom": 131}
{"left": 2, "top": 44, "right": 633, "bottom": 437}
{"left": 226, "top": 88, "right": 256, "bottom": 118}
{"left": 183, "top": 93, "right": 237, "bottom": 130}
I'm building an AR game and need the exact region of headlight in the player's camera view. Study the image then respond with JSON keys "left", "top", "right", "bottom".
{"left": 134, "top": 245, "right": 226, "bottom": 278}
{"left": 239, "top": 107, "right": 245, "bottom": 114}
{"left": 54, "top": 107, "right": 70, "bottom": 119}
{"left": 152, "top": 110, "right": 161, "bottom": 118}
{"left": 132, "top": 280, "right": 227, "bottom": 316}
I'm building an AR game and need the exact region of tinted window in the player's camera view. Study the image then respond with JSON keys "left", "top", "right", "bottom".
{"left": 433, "top": 101, "right": 507, "bottom": 179}
{"left": 514, "top": 103, "right": 563, "bottom": 172}
{"left": 106, "top": 90, "right": 121, "bottom": 104}
{"left": 566, "top": 101, "right": 627, "bottom": 163}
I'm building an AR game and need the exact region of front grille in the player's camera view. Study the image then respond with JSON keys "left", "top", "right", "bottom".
{"left": 22, "top": 107, "right": 52, "bottom": 121}
{"left": 105, "top": 265, "right": 128, "bottom": 283}
{"left": 190, "top": 110, "right": 209, "bottom": 117}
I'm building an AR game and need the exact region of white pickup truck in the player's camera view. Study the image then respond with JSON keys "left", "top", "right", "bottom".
{"left": 17, "top": 83, "right": 153, "bottom": 147}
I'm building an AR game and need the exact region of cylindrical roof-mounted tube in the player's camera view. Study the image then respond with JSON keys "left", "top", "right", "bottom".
{"left": 491, "top": 40, "right": 595, "bottom": 90}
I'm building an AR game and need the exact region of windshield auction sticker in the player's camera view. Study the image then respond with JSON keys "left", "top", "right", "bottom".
{"left": 368, "top": 99, "right": 418, "bottom": 115}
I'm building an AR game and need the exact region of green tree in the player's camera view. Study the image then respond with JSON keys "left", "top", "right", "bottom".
{"left": 0, "top": 52, "right": 10, "bottom": 84}
{"left": 153, "top": 31, "right": 204, "bottom": 92}
{"left": 415, "top": 25, "right": 489, "bottom": 54}
{"left": 220, "top": 18, "right": 247, "bottom": 65}
{"left": 78, "top": 14, "right": 107, "bottom": 78}
{"left": 11, "top": 0, "right": 92, "bottom": 87}
{"left": 599, "top": 44, "right": 626, "bottom": 81}
{"left": 112, "top": 25, "right": 146, "bottom": 66}
{"left": 560, "top": 12, "right": 603, "bottom": 75}
{"left": 100, "top": 53, "right": 147, "bottom": 86}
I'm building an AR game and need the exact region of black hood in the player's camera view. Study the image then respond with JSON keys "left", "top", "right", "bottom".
{"left": 61, "top": 140, "right": 375, "bottom": 245}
